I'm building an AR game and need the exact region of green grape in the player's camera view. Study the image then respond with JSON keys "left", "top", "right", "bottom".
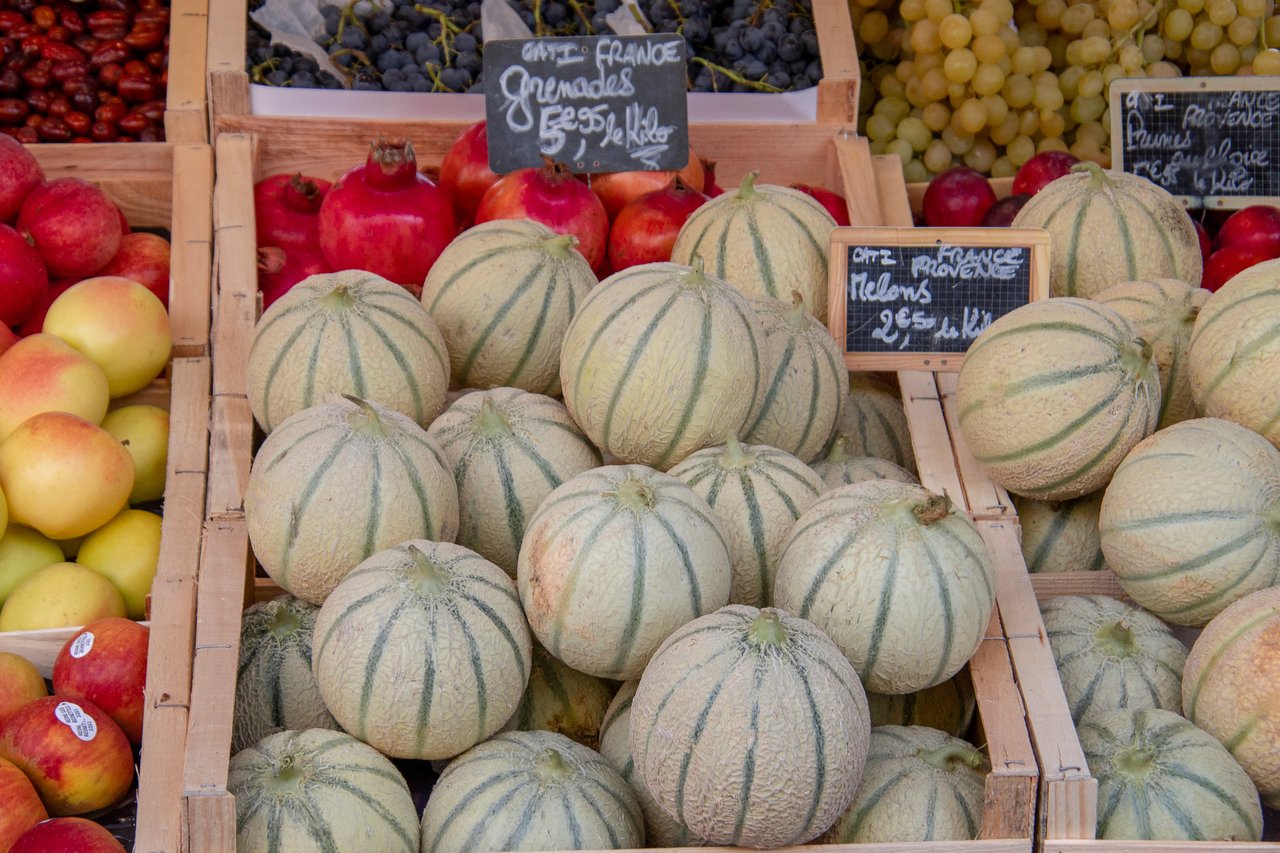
{"left": 973, "top": 63, "right": 1007, "bottom": 94}
{"left": 898, "top": 116, "right": 933, "bottom": 150}
{"left": 1012, "top": 45, "right": 1041, "bottom": 73}
{"left": 983, "top": 93, "right": 1010, "bottom": 125}
{"left": 860, "top": 12, "right": 892, "bottom": 44}
{"left": 924, "top": 138, "right": 954, "bottom": 172}
{"left": 1241, "top": 43, "right": 1258, "bottom": 64}
{"left": 1240, "top": 0, "right": 1266, "bottom": 16}
{"left": 1034, "top": 83, "right": 1065, "bottom": 110}
{"left": 1078, "top": 69, "right": 1105, "bottom": 97}
{"left": 1070, "top": 94, "right": 1105, "bottom": 122}
{"left": 971, "top": 33, "right": 1006, "bottom": 62}
{"left": 1253, "top": 47, "right": 1280, "bottom": 73}
{"left": 945, "top": 48, "right": 979, "bottom": 82}
{"left": 1058, "top": 65, "right": 1084, "bottom": 98}
{"left": 917, "top": 51, "right": 945, "bottom": 72}
{"left": 895, "top": 61, "right": 916, "bottom": 83}
{"left": 1003, "top": 72, "right": 1034, "bottom": 106}
{"left": 1069, "top": 137, "right": 1102, "bottom": 162}
{"left": 910, "top": 19, "right": 944, "bottom": 53}
{"left": 1039, "top": 135, "right": 1071, "bottom": 153}
{"left": 922, "top": 67, "right": 950, "bottom": 100}
{"left": 971, "top": 7, "right": 1001, "bottom": 34}
{"left": 922, "top": 101, "right": 952, "bottom": 131}
{"left": 956, "top": 97, "right": 990, "bottom": 132}
{"left": 1032, "top": 46, "right": 1055, "bottom": 71}
{"left": 1047, "top": 34, "right": 1070, "bottom": 66}
{"left": 869, "top": 139, "right": 889, "bottom": 155}
{"left": 1108, "top": 0, "right": 1141, "bottom": 29}
{"left": 1040, "top": 108, "right": 1067, "bottom": 137}
{"left": 1065, "top": 39, "right": 1087, "bottom": 66}
{"left": 886, "top": 137, "right": 915, "bottom": 164}
{"left": 1163, "top": 7, "right": 1195, "bottom": 40}
{"left": 991, "top": 110, "right": 1021, "bottom": 144}
{"left": 901, "top": 0, "right": 927, "bottom": 21}
{"left": 948, "top": 82, "right": 968, "bottom": 101}
{"left": 1007, "top": 133, "right": 1037, "bottom": 164}
{"left": 925, "top": 0, "right": 954, "bottom": 21}
{"left": 1018, "top": 108, "right": 1041, "bottom": 136}
{"left": 1190, "top": 21, "right": 1223, "bottom": 50}
{"left": 963, "top": 137, "right": 998, "bottom": 171}
{"left": 1207, "top": 0, "right": 1237, "bottom": 25}
{"left": 1119, "top": 43, "right": 1146, "bottom": 70}
{"left": 940, "top": 13, "right": 974, "bottom": 48}
{"left": 1036, "top": 0, "right": 1067, "bottom": 27}
{"left": 999, "top": 25, "right": 1022, "bottom": 53}
{"left": 983, "top": 0, "right": 1016, "bottom": 23}
{"left": 1227, "top": 15, "right": 1257, "bottom": 44}
{"left": 1080, "top": 35, "right": 1112, "bottom": 64}
{"left": 1266, "top": 16, "right": 1280, "bottom": 46}
{"left": 942, "top": 126, "right": 977, "bottom": 153}
{"left": 1102, "top": 62, "right": 1128, "bottom": 84}
{"left": 1164, "top": 39, "right": 1184, "bottom": 59}
{"left": 1083, "top": 18, "right": 1112, "bottom": 39}
{"left": 880, "top": 74, "right": 908, "bottom": 99}
{"left": 866, "top": 113, "right": 898, "bottom": 141}
{"left": 876, "top": 95, "right": 913, "bottom": 122}
{"left": 904, "top": 158, "right": 930, "bottom": 182}
{"left": 1141, "top": 33, "right": 1166, "bottom": 62}
{"left": 991, "top": 156, "right": 1017, "bottom": 178}
{"left": 1211, "top": 41, "right": 1241, "bottom": 71}
{"left": 1076, "top": 120, "right": 1108, "bottom": 146}
{"left": 905, "top": 78, "right": 927, "bottom": 108}
{"left": 1178, "top": 0, "right": 1205, "bottom": 14}
{"left": 1060, "top": 3, "right": 1096, "bottom": 33}
{"left": 1019, "top": 21, "right": 1050, "bottom": 44}
{"left": 1016, "top": 2, "right": 1037, "bottom": 26}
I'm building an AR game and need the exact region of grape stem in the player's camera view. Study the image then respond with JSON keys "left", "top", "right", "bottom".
{"left": 569, "top": 0, "right": 595, "bottom": 34}
{"left": 690, "top": 56, "right": 785, "bottom": 93}
{"left": 414, "top": 4, "right": 463, "bottom": 63}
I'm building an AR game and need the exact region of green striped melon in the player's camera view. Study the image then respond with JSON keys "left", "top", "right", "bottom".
{"left": 741, "top": 292, "right": 848, "bottom": 462}
{"left": 1183, "top": 585, "right": 1280, "bottom": 808}
{"left": 820, "top": 725, "right": 988, "bottom": 843}
{"left": 232, "top": 595, "right": 338, "bottom": 754}
{"left": 1095, "top": 278, "right": 1208, "bottom": 428}
{"left": 420, "top": 730, "right": 643, "bottom": 852}
{"left": 517, "top": 464, "right": 732, "bottom": 680}
{"left": 667, "top": 436, "right": 824, "bottom": 607}
{"left": 671, "top": 171, "right": 836, "bottom": 322}
{"left": 834, "top": 373, "right": 917, "bottom": 473}
{"left": 1011, "top": 162, "right": 1203, "bottom": 298}
{"left": 1080, "top": 708, "right": 1262, "bottom": 841}
{"left": 248, "top": 270, "right": 450, "bottom": 432}
{"left": 559, "top": 260, "right": 764, "bottom": 470}
{"left": 501, "top": 642, "right": 616, "bottom": 750}
{"left": 598, "top": 681, "right": 704, "bottom": 847}
{"left": 244, "top": 396, "right": 459, "bottom": 605}
{"left": 1188, "top": 261, "right": 1280, "bottom": 448}
{"left": 312, "top": 540, "right": 531, "bottom": 760}
{"left": 427, "top": 388, "right": 601, "bottom": 575}
{"left": 813, "top": 435, "right": 918, "bottom": 491}
{"left": 228, "top": 728, "right": 420, "bottom": 853}
{"left": 957, "top": 297, "right": 1162, "bottom": 501}
{"left": 1013, "top": 491, "right": 1105, "bottom": 574}
{"left": 421, "top": 220, "right": 595, "bottom": 396}
{"left": 774, "top": 481, "right": 996, "bottom": 694}
{"left": 629, "top": 606, "right": 871, "bottom": 847}
{"left": 1041, "top": 595, "right": 1187, "bottom": 724}
{"left": 1099, "top": 417, "right": 1280, "bottom": 626}
{"left": 867, "top": 671, "right": 977, "bottom": 738}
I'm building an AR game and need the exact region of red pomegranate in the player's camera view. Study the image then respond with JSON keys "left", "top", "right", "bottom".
{"left": 476, "top": 159, "right": 610, "bottom": 272}
{"left": 254, "top": 173, "right": 331, "bottom": 253}
{"left": 607, "top": 177, "right": 709, "bottom": 271}
{"left": 588, "top": 147, "right": 706, "bottom": 218}
{"left": 258, "top": 246, "right": 332, "bottom": 309}
{"left": 701, "top": 157, "right": 725, "bottom": 197}
{"left": 0, "top": 135, "right": 43, "bottom": 224}
{"left": 922, "top": 166, "right": 997, "bottom": 227}
{"left": 1011, "top": 150, "right": 1080, "bottom": 196}
{"left": 790, "top": 183, "right": 851, "bottom": 226}
{"left": 0, "top": 223, "right": 49, "bottom": 326}
{"left": 1203, "top": 244, "right": 1278, "bottom": 292}
{"left": 1191, "top": 216, "right": 1212, "bottom": 268}
{"left": 317, "top": 138, "right": 457, "bottom": 289}
{"left": 101, "top": 232, "right": 171, "bottom": 308}
{"left": 1213, "top": 204, "right": 1280, "bottom": 255}
{"left": 980, "top": 193, "right": 1032, "bottom": 227}
{"left": 17, "top": 178, "right": 123, "bottom": 279}
{"left": 439, "top": 121, "right": 501, "bottom": 229}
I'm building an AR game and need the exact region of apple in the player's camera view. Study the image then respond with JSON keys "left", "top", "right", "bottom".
{"left": 0, "top": 757, "right": 47, "bottom": 852}
{"left": 0, "top": 652, "right": 47, "bottom": 723}
{"left": 10, "top": 818, "right": 126, "bottom": 853}
{"left": 101, "top": 405, "right": 169, "bottom": 504}
{"left": 76, "top": 510, "right": 161, "bottom": 621}
{"left": 0, "top": 333, "right": 111, "bottom": 441}
{"left": 16, "top": 179, "right": 122, "bottom": 280}
{"left": 0, "top": 563, "right": 126, "bottom": 632}
{"left": 41, "top": 277, "right": 171, "bottom": 398}
{"left": 922, "top": 166, "right": 997, "bottom": 227}
{"left": 1203, "top": 245, "right": 1279, "bottom": 292}
{"left": 52, "top": 618, "right": 148, "bottom": 745}
{"left": 0, "top": 135, "right": 43, "bottom": 224}
{"left": 1011, "top": 150, "right": 1080, "bottom": 196}
{"left": 54, "top": 535, "right": 84, "bottom": 560}
{"left": 981, "top": 194, "right": 1032, "bottom": 227}
{"left": 15, "top": 278, "right": 76, "bottom": 338}
{"left": 1212, "top": 204, "right": 1280, "bottom": 255}
{"left": 789, "top": 183, "right": 852, "bottom": 226}
{"left": 100, "top": 233, "right": 170, "bottom": 308}
{"left": 0, "top": 324, "right": 17, "bottom": 356}
{"left": 0, "top": 224, "right": 50, "bottom": 328}
{"left": 0, "top": 525, "right": 64, "bottom": 606}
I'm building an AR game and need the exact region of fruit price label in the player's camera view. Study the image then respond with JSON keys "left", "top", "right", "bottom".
{"left": 828, "top": 226, "right": 1050, "bottom": 371}
{"left": 482, "top": 34, "right": 690, "bottom": 174}
{"left": 1111, "top": 76, "right": 1280, "bottom": 209}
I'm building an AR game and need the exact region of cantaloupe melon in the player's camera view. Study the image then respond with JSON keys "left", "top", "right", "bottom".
{"left": 248, "top": 270, "right": 450, "bottom": 432}
{"left": 1013, "top": 491, "right": 1105, "bottom": 573}
{"left": 957, "top": 297, "right": 1161, "bottom": 501}
{"left": 867, "top": 671, "right": 977, "bottom": 738}
{"left": 517, "top": 464, "right": 732, "bottom": 680}
{"left": 559, "top": 261, "right": 764, "bottom": 470}
{"left": 427, "top": 388, "right": 600, "bottom": 575}
{"left": 671, "top": 172, "right": 836, "bottom": 322}
{"left": 741, "top": 292, "right": 848, "bottom": 462}
{"left": 1187, "top": 260, "right": 1280, "bottom": 448}
{"left": 1010, "top": 162, "right": 1203, "bottom": 298}
{"left": 1183, "top": 585, "right": 1280, "bottom": 808}
{"left": 1079, "top": 708, "right": 1262, "bottom": 841}
{"left": 421, "top": 220, "right": 596, "bottom": 396}
{"left": 501, "top": 642, "right": 615, "bottom": 750}
{"left": 420, "top": 730, "right": 643, "bottom": 852}
{"left": 233, "top": 596, "right": 338, "bottom": 754}
{"left": 629, "top": 605, "right": 870, "bottom": 848}
{"left": 244, "top": 396, "right": 459, "bottom": 605}
{"left": 1099, "top": 418, "right": 1280, "bottom": 626}
{"left": 1041, "top": 595, "right": 1187, "bottom": 723}
{"left": 1095, "top": 278, "right": 1208, "bottom": 428}
{"left": 774, "top": 481, "right": 996, "bottom": 694}
{"left": 667, "top": 436, "right": 824, "bottom": 607}
{"left": 834, "top": 373, "right": 916, "bottom": 473}
{"left": 812, "top": 435, "right": 918, "bottom": 491}
{"left": 312, "top": 540, "right": 531, "bottom": 760}
{"left": 228, "top": 728, "right": 420, "bottom": 853}
{"left": 820, "top": 726, "right": 988, "bottom": 843}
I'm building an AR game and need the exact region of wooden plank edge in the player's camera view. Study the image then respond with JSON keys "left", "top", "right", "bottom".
{"left": 897, "top": 371, "right": 969, "bottom": 512}
{"left": 211, "top": 133, "right": 259, "bottom": 399}
{"left": 165, "top": 0, "right": 210, "bottom": 143}
{"left": 186, "top": 790, "right": 236, "bottom": 853}
{"left": 170, "top": 144, "right": 215, "bottom": 355}
{"left": 1045, "top": 842, "right": 1280, "bottom": 852}
{"left": 934, "top": 372, "right": 1015, "bottom": 521}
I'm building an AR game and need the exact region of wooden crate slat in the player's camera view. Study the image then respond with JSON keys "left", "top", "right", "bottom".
{"left": 898, "top": 371, "right": 969, "bottom": 509}
{"left": 835, "top": 131, "right": 886, "bottom": 229}
{"left": 170, "top": 144, "right": 215, "bottom": 356}
{"left": 211, "top": 133, "right": 259, "bottom": 399}
{"left": 187, "top": 791, "right": 237, "bottom": 853}
{"left": 166, "top": 0, "right": 211, "bottom": 142}
{"left": 935, "top": 372, "right": 1015, "bottom": 521}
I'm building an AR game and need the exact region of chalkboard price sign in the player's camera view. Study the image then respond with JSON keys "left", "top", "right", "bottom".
{"left": 482, "top": 34, "right": 690, "bottom": 175}
{"left": 1110, "top": 76, "right": 1280, "bottom": 208}
{"left": 828, "top": 227, "right": 1050, "bottom": 371}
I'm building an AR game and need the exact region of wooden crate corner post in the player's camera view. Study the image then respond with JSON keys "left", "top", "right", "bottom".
{"left": 166, "top": 0, "right": 212, "bottom": 142}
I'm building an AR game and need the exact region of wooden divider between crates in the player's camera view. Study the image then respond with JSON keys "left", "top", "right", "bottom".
{"left": 167, "top": 0, "right": 212, "bottom": 143}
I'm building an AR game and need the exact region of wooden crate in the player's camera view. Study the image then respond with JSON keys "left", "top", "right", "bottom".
{"left": 205, "top": 0, "right": 859, "bottom": 128}
{"left": 0, "top": 142, "right": 214, "bottom": 852}
{"left": 165, "top": 0, "right": 212, "bottom": 142}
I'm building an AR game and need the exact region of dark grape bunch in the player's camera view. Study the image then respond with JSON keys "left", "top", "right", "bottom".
{"left": 246, "top": 26, "right": 344, "bottom": 90}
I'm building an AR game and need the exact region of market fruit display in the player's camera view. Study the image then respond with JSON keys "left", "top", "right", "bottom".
{"left": 51, "top": 618, "right": 148, "bottom": 745}
{"left": 501, "top": 642, "right": 615, "bottom": 750}
{"left": 867, "top": 672, "right": 977, "bottom": 737}
{"left": 812, "top": 436, "right": 918, "bottom": 490}
{"left": 1012, "top": 491, "right": 1105, "bottom": 573}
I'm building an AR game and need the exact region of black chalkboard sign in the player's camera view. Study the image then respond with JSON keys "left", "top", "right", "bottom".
{"left": 1111, "top": 76, "right": 1280, "bottom": 209}
{"left": 828, "top": 227, "right": 1051, "bottom": 371}
{"left": 482, "top": 34, "right": 689, "bottom": 174}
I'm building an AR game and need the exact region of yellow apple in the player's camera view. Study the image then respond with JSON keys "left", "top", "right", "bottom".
{"left": 55, "top": 535, "right": 85, "bottom": 559}
{"left": 76, "top": 510, "right": 161, "bottom": 620}
{"left": 42, "top": 276, "right": 171, "bottom": 398}
{"left": 0, "top": 653, "right": 46, "bottom": 723}
{"left": 0, "top": 525, "right": 63, "bottom": 607}
{"left": 100, "top": 405, "right": 169, "bottom": 504}
{"left": 0, "top": 412, "right": 134, "bottom": 540}
{"left": 0, "top": 562, "right": 125, "bottom": 631}
{"left": 0, "top": 486, "right": 6, "bottom": 539}
{"left": 0, "top": 334, "right": 110, "bottom": 441}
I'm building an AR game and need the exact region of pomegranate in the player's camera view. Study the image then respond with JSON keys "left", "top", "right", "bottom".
{"left": 17, "top": 178, "right": 122, "bottom": 279}
{"left": 1203, "top": 244, "right": 1278, "bottom": 292}
{"left": 0, "top": 223, "right": 49, "bottom": 326}
{"left": 588, "top": 146, "right": 706, "bottom": 218}
{"left": 439, "top": 121, "right": 500, "bottom": 228}
{"left": 16, "top": 278, "right": 77, "bottom": 337}
{"left": 0, "top": 134, "right": 43, "bottom": 223}
{"left": 1212, "top": 204, "right": 1280, "bottom": 254}
{"left": 0, "top": 324, "right": 17, "bottom": 356}
{"left": 254, "top": 173, "right": 331, "bottom": 253}
{"left": 258, "top": 246, "right": 331, "bottom": 310}
{"left": 701, "top": 157, "right": 725, "bottom": 197}
{"left": 477, "top": 159, "right": 610, "bottom": 272}
{"left": 1011, "top": 150, "right": 1079, "bottom": 196}
{"left": 101, "top": 232, "right": 170, "bottom": 308}
{"left": 922, "top": 166, "right": 997, "bottom": 227}
{"left": 980, "top": 194, "right": 1032, "bottom": 227}
{"left": 1191, "top": 216, "right": 1212, "bottom": 269}
{"left": 607, "top": 177, "right": 709, "bottom": 271}
{"left": 317, "top": 138, "right": 456, "bottom": 289}
{"left": 790, "top": 183, "right": 851, "bottom": 226}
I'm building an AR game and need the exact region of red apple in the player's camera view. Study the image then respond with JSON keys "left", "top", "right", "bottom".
{"left": 16, "top": 179, "right": 123, "bottom": 280}
{"left": 0, "top": 757, "right": 47, "bottom": 852}
{"left": 1011, "top": 150, "right": 1080, "bottom": 196}
{"left": 923, "top": 166, "right": 998, "bottom": 227}
{"left": 100, "top": 233, "right": 171, "bottom": 308}
{"left": 790, "top": 183, "right": 851, "bottom": 226}
{"left": 607, "top": 178, "right": 709, "bottom": 271}
{"left": 0, "top": 135, "right": 43, "bottom": 224}
{"left": 0, "top": 696, "right": 134, "bottom": 816}
{"left": 52, "top": 619, "right": 148, "bottom": 746}
{"left": 981, "top": 194, "right": 1032, "bottom": 227}
{"left": 0, "top": 224, "right": 49, "bottom": 327}
{"left": 16, "top": 279, "right": 77, "bottom": 338}
{"left": 0, "top": 324, "right": 17, "bottom": 356}
{"left": 1203, "top": 245, "right": 1279, "bottom": 292}
{"left": 258, "top": 246, "right": 332, "bottom": 310}
{"left": 9, "top": 818, "right": 125, "bottom": 853}
{"left": 0, "top": 652, "right": 48, "bottom": 725}
{"left": 116, "top": 206, "right": 130, "bottom": 236}
{"left": 1212, "top": 204, "right": 1280, "bottom": 255}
